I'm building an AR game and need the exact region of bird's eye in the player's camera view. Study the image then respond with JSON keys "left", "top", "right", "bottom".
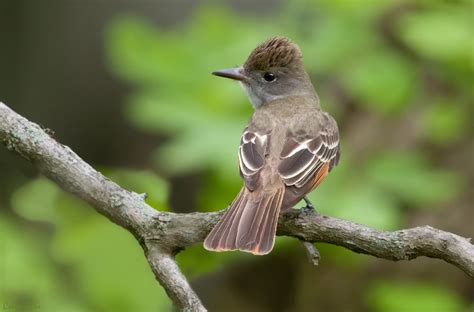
{"left": 263, "top": 72, "right": 276, "bottom": 82}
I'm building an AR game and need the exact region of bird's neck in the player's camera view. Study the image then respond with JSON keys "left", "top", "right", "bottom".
{"left": 242, "top": 82, "right": 319, "bottom": 109}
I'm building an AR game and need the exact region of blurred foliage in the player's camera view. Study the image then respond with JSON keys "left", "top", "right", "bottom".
{"left": 3, "top": 0, "right": 472, "bottom": 311}
{"left": 3, "top": 173, "right": 172, "bottom": 310}
{"left": 103, "top": 1, "right": 470, "bottom": 309}
{"left": 105, "top": 1, "right": 468, "bottom": 231}
{"left": 366, "top": 280, "right": 466, "bottom": 312}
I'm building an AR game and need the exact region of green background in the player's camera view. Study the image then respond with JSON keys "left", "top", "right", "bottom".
{"left": 0, "top": 0, "right": 472, "bottom": 311}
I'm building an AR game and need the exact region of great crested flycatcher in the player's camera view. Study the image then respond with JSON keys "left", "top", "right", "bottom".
{"left": 204, "top": 36, "right": 340, "bottom": 255}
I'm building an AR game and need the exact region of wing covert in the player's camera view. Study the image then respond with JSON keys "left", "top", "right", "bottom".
{"left": 238, "top": 128, "right": 269, "bottom": 190}
{"left": 278, "top": 121, "right": 340, "bottom": 188}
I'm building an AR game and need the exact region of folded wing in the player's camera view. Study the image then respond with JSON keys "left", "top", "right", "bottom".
{"left": 238, "top": 128, "right": 269, "bottom": 190}
{"left": 278, "top": 118, "right": 340, "bottom": 190}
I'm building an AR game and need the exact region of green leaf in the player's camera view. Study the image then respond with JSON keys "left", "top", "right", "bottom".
{"left": 366, "top": 152, "right": 461, "bottom": 207}
{"left": 421, "top": 99, "right": 469, "bottom": 145}
{"left": 0, "top": 217, "right": 55, "bottom": 300}
{"left": 366, "top": 280, "right": 466, "bottom": 312}
{"left": 106, "top": 16, "right": 198, "bottom": 86}
{"left": 155, "top": 119, "right": 244, "bottom": 174}
{"left": 11, "top": 177, "right": 61, "bottom": 222}
{"left": 51, "top": 213, "right": 171, "bottom": 311}
{"left": 397, "top": 5, "right": 473, "bottom": 70}
{"left": 9, "top": 172, "right": 172, "bottom": 310}
{"left": 0, "top": 216, "right": 87, "bottom": 311}
{"left": 300, "top": 17, "right": 377, "bottom": 74}
{"left": 342, "top": 52, "right": 416, "bottom": 115}
{"left": 311, "top": 183, "right": 401, "bottom": 230}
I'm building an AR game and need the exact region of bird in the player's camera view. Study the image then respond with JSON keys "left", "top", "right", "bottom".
{"left": 204, "top": 36, "right": 340, "bottom": 255}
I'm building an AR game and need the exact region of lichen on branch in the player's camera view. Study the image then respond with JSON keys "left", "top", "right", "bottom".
{"left": 1, "top": 102, "right": 472, "bottom": 311}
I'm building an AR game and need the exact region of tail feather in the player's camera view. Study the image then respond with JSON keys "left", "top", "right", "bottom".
{"left": 205, "top": 189, "right": 247, "bottom": 249}
{"left": 236, "top": 190, "right": 272, "bottom": 246}
{"left": 204, "top": 186, "right": 284, "bottom": 255}
{"left": 260, "top": 191, "right": 282, "bottom": 252}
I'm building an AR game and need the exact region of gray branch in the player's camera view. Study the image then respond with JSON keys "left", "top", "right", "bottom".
{"left": 1, "top": 102, "right": 473, "bottom": 311}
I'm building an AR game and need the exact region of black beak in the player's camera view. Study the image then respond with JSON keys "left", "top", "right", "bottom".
{"left": 212, "top": 67, "right": 246, "bottom": 81}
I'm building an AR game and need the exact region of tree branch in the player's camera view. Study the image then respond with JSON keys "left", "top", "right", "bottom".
{"left": 144, "top": 244, "right": 206, "bottom": 311}
{"left": 0, "top": 102, "right": 205, "bottom": 311}
{"left": 1, "top": 102, "right": 473, "bottom": 310}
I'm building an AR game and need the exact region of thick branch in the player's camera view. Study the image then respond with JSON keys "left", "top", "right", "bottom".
{"left": 144, "top": 244, "right": 206, "bottom": 311}
{"left": 0, "top": 102, "right": 205, "bottom": 311}
{"left": 1, "top": 102, "right": 473, "bottom": 310}
{"left": 142, "top": 210, "right": 474, "bottom": 278}
{"left": 279, "top": 210, "right": 474, "bottom": 275}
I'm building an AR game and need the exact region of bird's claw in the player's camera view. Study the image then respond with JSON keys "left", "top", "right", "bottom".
{"left": 302, "top": 196, "right": 318, "bottom": 214}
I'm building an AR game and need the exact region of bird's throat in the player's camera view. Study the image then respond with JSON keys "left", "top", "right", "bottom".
{"left": 240, "top": 82, "right": 263, "bottom": 108}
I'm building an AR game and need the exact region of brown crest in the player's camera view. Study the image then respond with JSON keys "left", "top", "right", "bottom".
{"left": 243, "top": 36, "right": 303, "bottom": 71}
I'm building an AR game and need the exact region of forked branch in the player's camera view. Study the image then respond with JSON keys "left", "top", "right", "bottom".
{"left": 1, "top": 102, "right": 472, "bottom": 311}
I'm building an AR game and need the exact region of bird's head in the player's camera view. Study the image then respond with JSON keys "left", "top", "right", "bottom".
{"left": 213, "top": 36, "right": 315, "bottom": 108}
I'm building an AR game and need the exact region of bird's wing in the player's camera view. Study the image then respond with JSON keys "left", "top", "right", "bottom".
{"left": 278, "top": 114, "right": 340, "bottom": 189}
{"left": 238, "top": 127, "right": 269, "bottom": 191}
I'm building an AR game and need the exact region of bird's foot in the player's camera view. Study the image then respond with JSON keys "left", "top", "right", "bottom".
{"left": 302, "top": 196, "right": 318, "bottom": 214}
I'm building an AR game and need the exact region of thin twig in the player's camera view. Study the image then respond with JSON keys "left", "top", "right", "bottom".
{"left": 301, "top": 241, "right": 320, "bottom": 266}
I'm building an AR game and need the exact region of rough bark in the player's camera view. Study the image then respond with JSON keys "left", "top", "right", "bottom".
{"left": 1, "top": 102, "right": 472, "bottom": 311}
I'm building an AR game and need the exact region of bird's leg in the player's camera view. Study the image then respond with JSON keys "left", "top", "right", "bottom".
{"left": 303, "top": 196, "right": 318, "bottom": 213}
{"left": 303, "top": 196, "right": 314, "bottom": 209}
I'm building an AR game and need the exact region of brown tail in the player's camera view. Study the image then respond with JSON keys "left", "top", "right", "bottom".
{"left": 204, "top": 185, "right": 284, "bottom": 255}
